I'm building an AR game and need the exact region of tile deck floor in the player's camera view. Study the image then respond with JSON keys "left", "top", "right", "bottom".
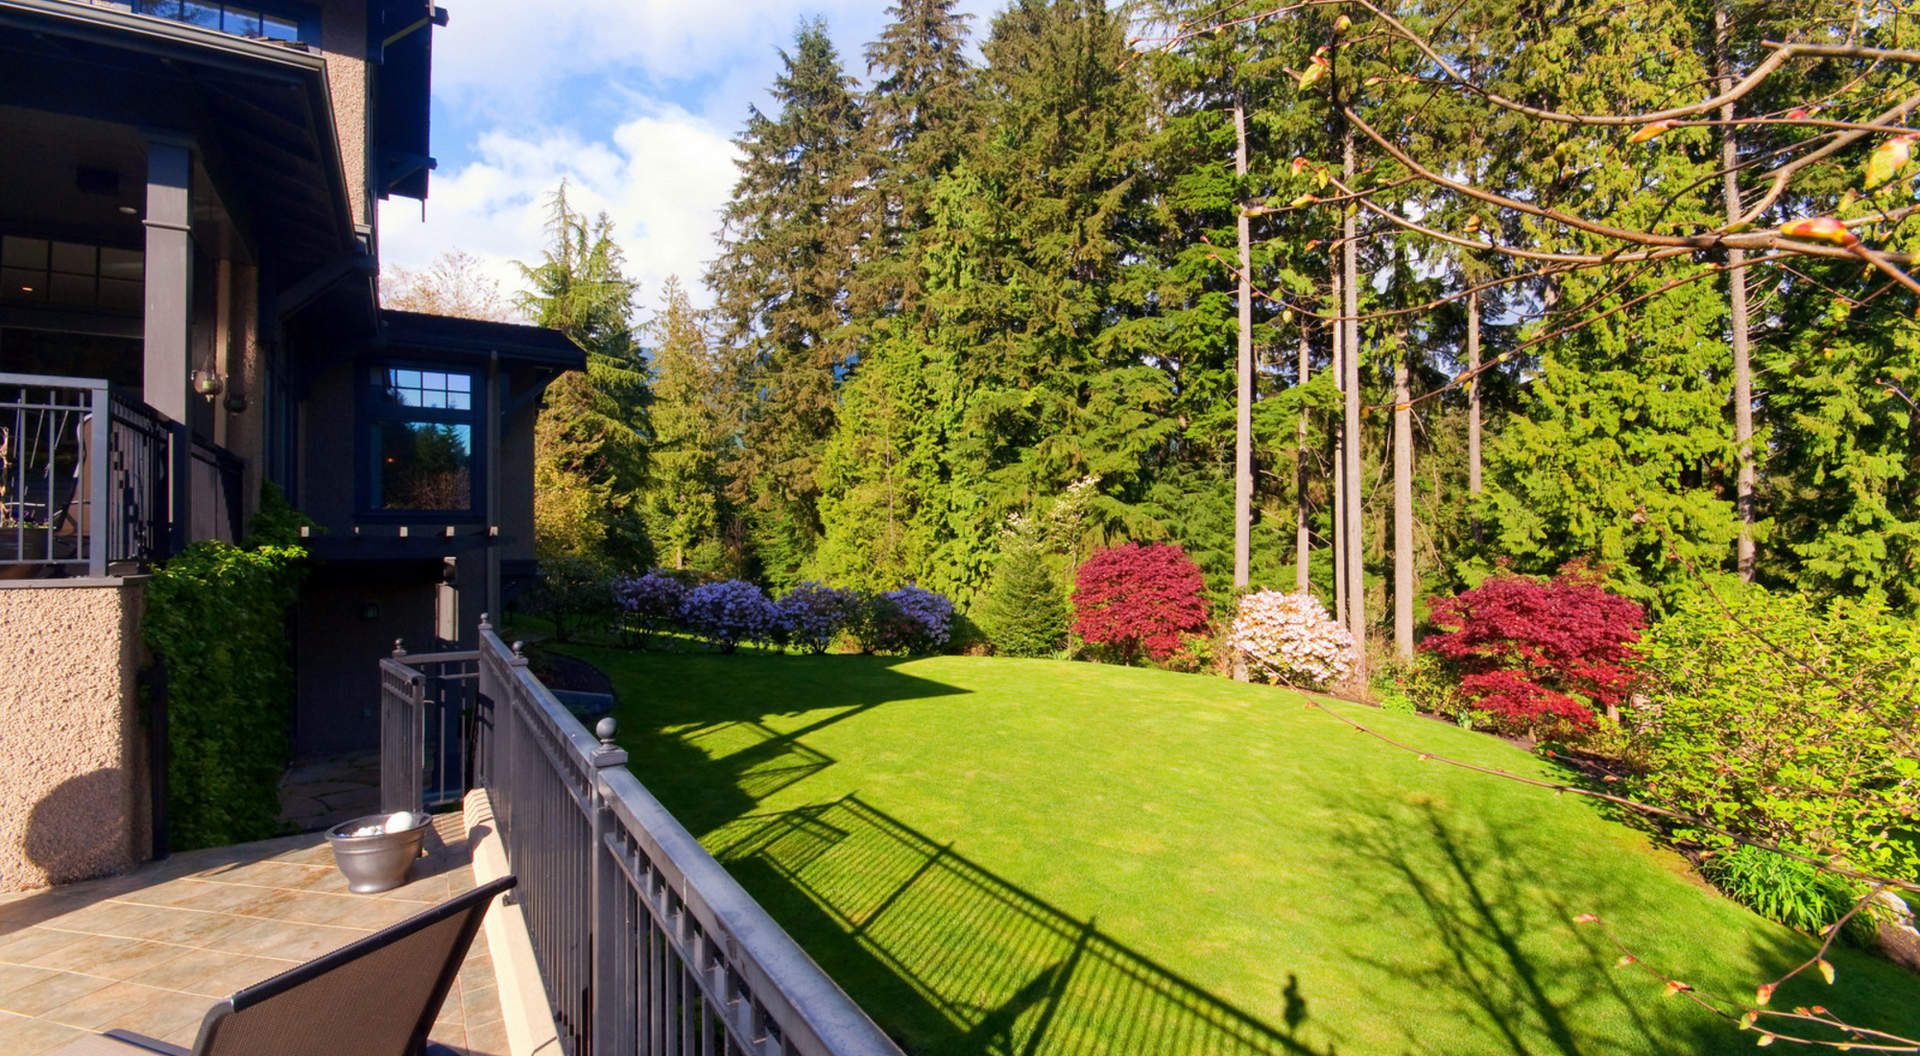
{"left": 0, "top": 812, "right": 507, "bottom": 1055}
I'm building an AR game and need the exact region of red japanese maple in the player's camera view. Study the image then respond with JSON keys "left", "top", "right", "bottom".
{"left": 1422, "top": 564, "right": 1645, "bottom": 730}
{"left": 1072, "top": 543, "right": 1211, "bottom": 662}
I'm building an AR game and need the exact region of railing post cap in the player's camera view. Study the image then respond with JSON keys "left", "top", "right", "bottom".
{"left": 392, "top": 639, "right": 406, "bottom": 658}
{"left": 478, "top": 612, "right": 490, "bottom": 631}
{"left": 508, "top": 640, "right": 530, "bottom": 667}
{"left": 590, "top": 717, "right": 627, "bottom": 769}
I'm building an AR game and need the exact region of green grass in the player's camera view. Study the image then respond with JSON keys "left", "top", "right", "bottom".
{"left": 562, "top": 646, "right": 1920, "bottom": 1055}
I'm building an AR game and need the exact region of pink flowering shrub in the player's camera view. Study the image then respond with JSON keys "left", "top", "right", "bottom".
{"left": 1229, "top": 590, "right": 1356, "bottom": 690}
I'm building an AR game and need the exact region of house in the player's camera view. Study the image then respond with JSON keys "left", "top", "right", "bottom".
{"left": 0, "top": 0, "right": 582, "bottom": 888}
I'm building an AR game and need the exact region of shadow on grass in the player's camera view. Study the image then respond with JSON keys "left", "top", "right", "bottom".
{"left": 711, "top": 793, "right": 1339, "bottom": 1056}
{"left": 586, "top": 649, "right": 970, "bottom": 836}
{"left": 1332, "top": 797, "right": 1854, "bottom": 1056}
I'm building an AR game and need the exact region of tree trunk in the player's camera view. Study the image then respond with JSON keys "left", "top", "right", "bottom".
{"left": 1393, "top": 332, "right": 1413, "bottom": 662}
{"left": 1331, "top": 267, "right": 1347, "bottom": 626}
{"left": 1341, "top": 127, "right": 1367, "bottom": 678}
{"left": 1296, "top": 324, "right": 1311, "bottom": 592}
{"left": 1717, "top": 5, "right": 1756, "bottom": 580}
{"left": 1233, "top": 96, "right": 1254, "bottom": 591}
{"left": 1467, "top": 287, "right": 1482, "bottom": 540}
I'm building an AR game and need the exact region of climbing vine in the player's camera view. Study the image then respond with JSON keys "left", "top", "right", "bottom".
{"left": 143, "top": 540, "right": 306, "bottom": 850}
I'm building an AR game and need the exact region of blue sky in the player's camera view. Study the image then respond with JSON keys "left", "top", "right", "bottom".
{"left": 379, "top": 0, "right": 997, "bottom": 320}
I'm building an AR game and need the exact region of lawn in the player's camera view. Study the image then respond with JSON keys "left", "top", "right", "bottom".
{"left": 558, "top": 645, "right": 1920, "bottom": 1055}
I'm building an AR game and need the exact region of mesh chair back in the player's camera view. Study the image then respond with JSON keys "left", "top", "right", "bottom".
{"left": 187, "top": 875, "right": 515, "bottom": 1056}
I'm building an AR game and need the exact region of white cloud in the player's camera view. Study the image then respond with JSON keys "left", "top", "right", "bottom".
{"left": 379, "top": 102, "right": 741, "bottom": 321}
{"left": 431, "top": 0, "right": 886, "bottom": 125}
{"left": 383, "top": 0, "right": 1006, "bottom": 325}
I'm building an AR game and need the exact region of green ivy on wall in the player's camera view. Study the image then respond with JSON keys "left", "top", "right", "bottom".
{"left": 142, "top": 540, "right": 305, "bottom": 851}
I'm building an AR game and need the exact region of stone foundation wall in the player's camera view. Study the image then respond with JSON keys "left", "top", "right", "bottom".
{"left": 0, "top": 579, "right": 149, "bottom": 891}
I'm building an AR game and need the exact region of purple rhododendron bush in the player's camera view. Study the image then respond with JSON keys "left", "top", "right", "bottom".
{"left": 599, "top": 574, "right": 958, "bottom": 656}
{"left": 883, "top": 584, "right": 954, "bottom": 652}
{"left": 778, "top": 582, "right": 857, "bottom": 654}
{"left": 680, "top": 579, "right": 785, "bottom": 654}
{"left": 847, "top": 584, "right": 955, "bottom": 654}
{"left": 612, "top": 570, "right": 688, "bottom": 645}
{"left": 1229, "top": 589, "right": 1356, "bottom": 690}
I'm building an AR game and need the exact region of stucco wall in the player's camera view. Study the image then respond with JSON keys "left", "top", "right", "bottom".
{"left": 319, "top": 0, "right": 369, "bottom": 226}
{"left": 0, "top": 580, "right": 149, "bottom": 891}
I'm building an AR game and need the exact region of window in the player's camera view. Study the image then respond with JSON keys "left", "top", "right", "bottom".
{"left": 131, "top": 1, "right": 308, "bottom": 44}
{"left": 366, "top": 365, "right": 480, "bottom": 514}
{"left": 1, "top": 237, "right": 143, "bottom": 313}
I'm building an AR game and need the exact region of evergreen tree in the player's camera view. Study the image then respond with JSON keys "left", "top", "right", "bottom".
{"left": 643, "top": 278, "right": 726, "bottom": 571}
{"left": 516, "top": 184, "right": 651, "bottom": 569}
{"left": 812, "top": 321, "right": 944, "bottom": 590}
{"left": 982, "top": 517, "right": 1068, "bottom": 657}
{"left": 970, "top": 0, "right": 1172, "bottom": 537}
{"left": 852, "top": 0, "right": 978, "bottom": 318}
{"left": 708, "top": 19, "right": 863, "bottom": 588}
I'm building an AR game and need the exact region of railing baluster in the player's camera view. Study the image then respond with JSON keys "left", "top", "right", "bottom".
{"left": 86, "top": 384, "right": 108, "bottom": 577}
{"left": 385, "top": 625, "right": 903, "bottom": 1056}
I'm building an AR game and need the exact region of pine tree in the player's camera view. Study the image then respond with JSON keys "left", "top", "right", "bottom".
{"left": 812, "top": 322, "right": 944, "bottom": 590}
{"left": 1137, "top": 0, "right": 1299, "bottom": 600}
{"left": 969, "top": 0, "right": 1171, "bottom": 535}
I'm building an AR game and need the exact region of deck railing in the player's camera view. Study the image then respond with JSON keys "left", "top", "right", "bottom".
{"left": 380, "top": 622, "right": 904, "bottom": 1056}
{"left": 190, "top": 433, "right": 245, "bottom": 545}
{"left": 0, "top": 372, "right": 171, "bottom": 577}
{"left": 378, "top": 645, "right": 480, "bottom": 813}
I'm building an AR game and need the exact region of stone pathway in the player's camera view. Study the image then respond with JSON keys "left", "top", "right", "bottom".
{"left": 0, "top": 813, "right": 505, "bottom": 1055}
{"left": 276, "top": 751, "right": 381, "bottom": 833}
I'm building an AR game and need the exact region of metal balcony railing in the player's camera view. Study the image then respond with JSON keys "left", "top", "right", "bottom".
{"left": 379, "top": 622, "right": 905, "bottom": 1056}
{"left": 0, "top": 372, "right": 247, "bottom": 579}
{"left": 0, "top": 372, "right": 170, "bottom": 577}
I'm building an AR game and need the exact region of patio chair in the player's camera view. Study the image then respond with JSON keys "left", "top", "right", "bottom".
{"left": 50, "top": 874, "right": 516, "bottom": 1056}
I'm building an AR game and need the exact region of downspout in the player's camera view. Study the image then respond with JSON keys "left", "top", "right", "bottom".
{"left": 485, "top": 349, "right": 500, "bottom": 640}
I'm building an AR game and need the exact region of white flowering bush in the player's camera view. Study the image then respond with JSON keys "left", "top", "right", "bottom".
{"left": 1229, "top": 590, "right": 1356, "bottom": 690}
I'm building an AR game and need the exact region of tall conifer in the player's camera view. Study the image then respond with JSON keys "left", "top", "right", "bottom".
{"left": 517, "top": 185, "right": 650, "bottom": 569}
{"left": 643, "top": 278, "right": 726, "bottom": 571}
{"left": 708, "top": 20, "right": 863, "bottom": 586}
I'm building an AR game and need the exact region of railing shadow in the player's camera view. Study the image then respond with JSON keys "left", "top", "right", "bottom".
{"left": 681, "top": 719, "right": 837, "bottom": 802}
{"left": 589, "top": 648, "right": 972, "bottom": 837}
{"left": 709, "top": 793, "right": 1340, "bottom": 1056}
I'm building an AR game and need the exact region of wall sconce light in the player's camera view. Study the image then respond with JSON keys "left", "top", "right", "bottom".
{"left": 192, "top": 370, "right": 224, "bottom": 397}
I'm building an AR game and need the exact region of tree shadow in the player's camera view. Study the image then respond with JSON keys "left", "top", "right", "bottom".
{"left": 1731, "top": 909, "right": 1920, "bottom": 1049}
{"left": 713, "top": 793, "right": 1341, "bottom": 1056}
{"left": 1331, "top": 795, "right": 1797, "bottom": 1056}
{"left": 22, "top": 768, "right": 137, "bottom": 887}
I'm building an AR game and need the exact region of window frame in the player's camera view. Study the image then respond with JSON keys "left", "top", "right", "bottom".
{"left": 0, "top": 235, "right": 145, "bottom": 316}
{"left": 357, "top": 360, "right": 486, "bottom": 522}
{"left": 128, "top": 0, "right": 321, "bottom": 47}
